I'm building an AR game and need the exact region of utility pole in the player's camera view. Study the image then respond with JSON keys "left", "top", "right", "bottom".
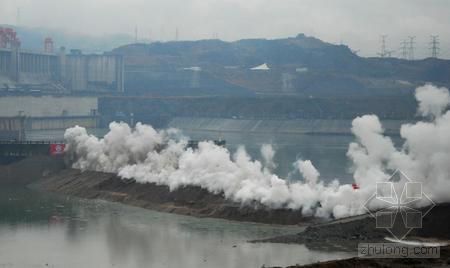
{"left": 430, "top": 35, "right": 440, "bottom": 58}
{"left": 400, "top": 39, "right": 409, "bottom": 59}
{"left": 408, "top": 36, "right": 416, "bottom": 60}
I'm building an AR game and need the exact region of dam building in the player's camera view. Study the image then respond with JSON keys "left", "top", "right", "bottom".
{"left": 0, "top": 31, "right": 124, "bottom": 140}
{"left": 0, "top": 95, "right": 99, "bottom": 141}
{"left": 0, "top": 46, "right": 124, "bottom": 93}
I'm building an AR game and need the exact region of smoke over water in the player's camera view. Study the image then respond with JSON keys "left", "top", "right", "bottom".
{"left": 65, "top": 85, "right": 450, "bottom": 219}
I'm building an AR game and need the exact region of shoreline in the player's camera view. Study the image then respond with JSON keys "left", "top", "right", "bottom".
{"left": 32, "top": 168, "right": 320, "bottom": 226}
{"left": 3, "top": 157, "right": 450, "bottom": 267}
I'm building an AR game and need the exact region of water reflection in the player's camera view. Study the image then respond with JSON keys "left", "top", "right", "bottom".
{"left": 0, "top": 187, "right": 353, "bottom": 267}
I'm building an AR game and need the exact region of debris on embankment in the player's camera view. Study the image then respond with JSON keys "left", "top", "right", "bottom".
{"left": 33, "top": 168, "right": 320, "bottom": 225}
{"left": 255, "top": 203, "right": 450, "bottom": 251}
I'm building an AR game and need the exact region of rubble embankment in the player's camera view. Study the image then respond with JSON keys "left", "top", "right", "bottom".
{"left": 33, "top": 168, "right": 320, "bottom": 225}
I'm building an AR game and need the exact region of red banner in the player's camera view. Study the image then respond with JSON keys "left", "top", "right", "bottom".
{"left": 50, "top": 144, "right": 65, "bottom": 156}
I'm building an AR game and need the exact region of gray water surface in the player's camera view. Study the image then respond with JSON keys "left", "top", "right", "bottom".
{"left": 26, "top": 127, "right": 403, "bottom": 184}
{"left": 0, "top": 187, "right": 353, "bottom": 268}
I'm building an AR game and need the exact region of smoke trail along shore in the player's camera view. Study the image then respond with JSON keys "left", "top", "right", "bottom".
{"left": 64, "top": 84, "right": 450, "bottom": 218}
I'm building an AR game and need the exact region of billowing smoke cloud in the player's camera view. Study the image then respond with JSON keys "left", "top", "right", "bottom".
{"left": 415, "top": 84, "right": 450, "bottom": 118}
{"left": 64, "top": 84, "right": 450, "bottom": 219}
{"left": 348, "top": 84, "right": 450, "bottom": 206}
{"left": 261, "top": 144, "right": 277, "bottom": 172}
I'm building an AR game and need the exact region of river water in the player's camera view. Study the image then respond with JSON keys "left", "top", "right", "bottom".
{"left": 0, "top": 187, "right": 353, "bottom": 268}
{"left": 183, "top": 130, "right": 403, "bottom": 184}
{"left": 5, "top": 128, "right": 404, "bottom": 267}
{"left": 26, "top": 128, "right": 370, "bottom": 183}
{"left": 26, "top": 126, "right": 402, "bottom": 184}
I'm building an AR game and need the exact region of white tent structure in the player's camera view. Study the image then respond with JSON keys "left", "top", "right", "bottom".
{"left": 250, "top": 63, "right": 270, "bottom": 71}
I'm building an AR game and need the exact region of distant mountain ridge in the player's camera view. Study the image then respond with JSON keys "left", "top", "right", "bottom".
{"left": 114, "top": 34, "right": 356, "bottom": 68}
{"left": 4, "top": 25, "right": 450, "bottom": 97}
{"left": 113, "top": 34, "right": 450, "bottom": 96}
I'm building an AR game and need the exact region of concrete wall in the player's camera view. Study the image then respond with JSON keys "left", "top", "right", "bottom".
{"left": 0, "top": 49, "right": 11, "bottom": 74}
{"left": 65, "top": 53, "right": 124, "bottom": 92}
{"left": 0, "top": 96, "right": 98, "bottom": 117}
{"left": 0, "top": 48, "right": 58, "bottom": 84}
{"left": 0, "top": 117, "right": 25, "bottom": 131}
{"left": 20, "top": 51, "right": 58, "bottom": 80}
{"left": 0, "top": 96, "right": 99, "bottom": 134}
{"left": 65, "top": 55, "right": 87, "bottom": 90}
{"left": 28, "top": 116, "right": 97, "bottom": 130}
{"left": 168, "top": 117, "right": 409, "bottom": 135}
{"left": 0, "top": 117, "right": 25, "bottom": 140}
{"left": 0, "top": 48, "right": 124, "bottom": 93}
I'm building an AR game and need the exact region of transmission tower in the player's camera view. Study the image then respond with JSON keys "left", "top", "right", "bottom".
{"left": 429, "top": 35, "right": 440, "bottom": 58}
{"left": 408, "top": 36, "right": 416, "bottom": 60}
{"left": 378, "top": 35, "right": 388, "bottom": 57}
{"left": 378, "top": 35, "right": 394, "bottom": 58}
{"left": 400, "top": 40, "right": 409, "bottom": 59}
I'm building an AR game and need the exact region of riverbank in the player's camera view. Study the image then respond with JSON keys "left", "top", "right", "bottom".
{"left": 0, "top": 155, "right": 65, "bottom": 185}
{"left": 270, "top": 245, "right": 450, "bottom": 268}
{"left": 4, "top": 157, "right": 450, "bottom": 267}
{"left": 257, "top": 203, "right": 450, "bottom": 267}
{"left": 32, "top": 168, "right": 319, "bottom": 225}
{"left": 255, "top": 202, "right": 450, "bottom": 250}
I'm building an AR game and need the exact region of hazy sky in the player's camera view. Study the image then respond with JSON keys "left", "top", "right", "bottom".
{"left": 1, "top": 0, "right": 450, "bottom": 58}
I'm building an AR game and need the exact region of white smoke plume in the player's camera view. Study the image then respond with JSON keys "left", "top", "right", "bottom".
{"left": 347, "top": 84, "right": 450, "bottom": 208}
{"left": 64, "top": 85, "right": 450, "bottom": 219}
{"left": 261, "top": 144, "right": 277, "bottom": 172}
{"left": 415, "top": 84, "right": 450, "bottom": 118}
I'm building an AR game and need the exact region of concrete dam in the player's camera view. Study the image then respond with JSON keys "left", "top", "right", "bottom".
{"left": 0, "top": 33, "right": 124, "bottom": 140}
{"left": 0, "top": 47, "right": 124, "bottom": 93}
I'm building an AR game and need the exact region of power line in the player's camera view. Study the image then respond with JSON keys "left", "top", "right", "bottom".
{"left": 430, "top": 35, "right": 440, "bottom": 58}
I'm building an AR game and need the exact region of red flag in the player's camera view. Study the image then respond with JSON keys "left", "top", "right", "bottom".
{"left": 352, "top": 183, "right": 360, "bottom": 190}
{"left": 50, "top": 144, "right": 65, "bottom": 156}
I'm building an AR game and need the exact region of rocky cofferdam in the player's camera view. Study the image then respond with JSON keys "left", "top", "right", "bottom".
{"left": 33, "top": 168, "right": 319, "bottom": 225}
